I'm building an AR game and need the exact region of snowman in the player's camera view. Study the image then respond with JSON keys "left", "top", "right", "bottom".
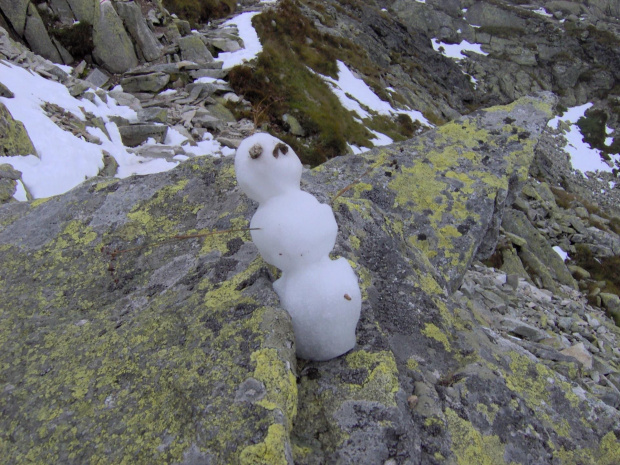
{"left": 235, "top": 133, "right": 362, "bottom": 361}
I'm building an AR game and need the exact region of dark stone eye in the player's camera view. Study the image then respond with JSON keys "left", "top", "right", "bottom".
{"left": 249, "top": 143, "right": 263, "bottom": 159}
{"left": 273, "top": 143, "right": 288, "bottom": 158}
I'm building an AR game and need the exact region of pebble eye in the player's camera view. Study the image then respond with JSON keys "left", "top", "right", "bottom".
{"left": 273, "top": 143, "right": 289, "bottom": 158}
{"left": 249, "top": 143, "right": 263, "bottom": 159}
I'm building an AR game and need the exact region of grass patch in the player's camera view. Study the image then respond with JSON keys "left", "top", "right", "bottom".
{"left": 161, "top": 0, "right": 236, "bottom": 27}
{"left": 227, "top": 0, "right": 417, "bottom": 165}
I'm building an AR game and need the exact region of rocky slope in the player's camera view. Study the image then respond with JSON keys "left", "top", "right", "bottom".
{"left": 1, "top": 0, "right": 620, "bottom": 464}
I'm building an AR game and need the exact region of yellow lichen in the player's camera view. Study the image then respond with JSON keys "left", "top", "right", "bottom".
{"left": 421, "top": 323, "right": 451, "bottom": 352}
{"left": 251, "top": 348, "right": 298, "bottom": 429}
{"left": 239, "top": 424, "right": 289, "bottom": 465}
{"left": 345, "top": 350, "right": 400, "bottom": 405}
{"left": 445, "top": 408, "right": 516, "bottom": 465}
{"left": 406, "top": 358, "right": 419, "bottom": 371}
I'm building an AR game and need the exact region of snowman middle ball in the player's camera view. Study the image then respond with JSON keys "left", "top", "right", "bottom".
{"left": 250, "top": 190, "right": 337, "bottom": 272}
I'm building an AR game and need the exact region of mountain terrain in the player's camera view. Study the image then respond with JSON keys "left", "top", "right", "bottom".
{"left": 1, "top": 0, "right": 620, "bottom": 464}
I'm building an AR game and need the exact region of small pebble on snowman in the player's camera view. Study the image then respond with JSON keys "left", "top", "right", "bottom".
{"left": 235, "top": 133, "right": 362, "bottom": 361}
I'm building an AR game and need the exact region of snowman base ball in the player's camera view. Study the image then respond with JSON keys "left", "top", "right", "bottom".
{"left": 235, "top": 133, "right": 362, "bottom": 361}
{"left": 274, "top": 258, "right": 362, "bottom": 361}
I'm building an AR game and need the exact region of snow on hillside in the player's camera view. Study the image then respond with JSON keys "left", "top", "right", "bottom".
{"left": 218, "top": 11, "right": 263, "bottom": 69}
{"left": 0, "top": 62, "right": 230, "bottom": 200}
{"left": 547, "top": 103, "right": 619, "bottom": 177}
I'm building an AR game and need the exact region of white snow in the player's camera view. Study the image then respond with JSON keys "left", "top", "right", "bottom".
{"left": 547, "top": 103, "right": 619, "bottom": 177}
{"left": 553, "top": 246, "right": 568, "bottom": 262}
{"left": 369, "top": 130, "right": 393, "bottom": 146}
{"left": 0, "top": 62, "right": 230, "bottom": 200}
{"left": 431, "top": 38, "right": 489, "bottom": 60}
{"left": 13, "top": 180, "right": 28, "bottom": 201}
{"left": 235, "top": 133, "right": 361, "bottom": 361}
{"left": 605, "top": 125, "right": 614, "bottom": 146}
{"left": 318, "top": 60, "right": 430, "bottom": 132}
{"left": 218, "top": 11, "right": 263, "bottom": 69}
{"left": 532, "top": 8, "right": 553, "bottom": 18}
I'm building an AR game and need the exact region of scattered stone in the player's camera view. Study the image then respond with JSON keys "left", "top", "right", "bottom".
{"left": 85, "top": 68, "right": 110, "bottom": 88}
{"left": 283, "top": 113, "right": 305, "bottom": 136}
{"left": 568, "top": 265, "right": 591, "bottom": 280}
{"left": 560, "top": 342, "right": 593, "bottom": 369}
{"left": 120, "top": 73, "right": 170, "bottom": 94}
{"left": 117, "top": 124, "right": 168, "bottom": 147}
{"left": 178, "top": 35, "right": 214, "bottom": 65}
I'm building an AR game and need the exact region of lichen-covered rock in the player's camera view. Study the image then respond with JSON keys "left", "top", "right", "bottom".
{"left": 1, "top": 94, "right": 619, "bottom": 464}
{"left": 0, "top": 101, "right": 36, "bottom": 157}
{"left": 0, "top": 160, "right": 298, "bottom": 464}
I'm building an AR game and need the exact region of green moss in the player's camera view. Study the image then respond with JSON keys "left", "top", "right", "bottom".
{"left": 94, "top": 179, "right": 119, "bottom": 192}
{"left": 502, "top": 352, "right": 583, "bottom": 440}
{"left": 445, "top": 408, "right": 515, "bottom": 465}
{"left": 421, "top": 323, "right": 452, "bottom": 352}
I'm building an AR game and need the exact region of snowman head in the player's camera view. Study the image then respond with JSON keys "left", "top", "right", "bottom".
{"left": 235, "top": 133, "right": 303, "bottom": 204}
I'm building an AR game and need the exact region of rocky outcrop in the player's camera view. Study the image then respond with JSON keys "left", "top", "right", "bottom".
{"left": 1, "top": 94, "right": 619, "bottom": 464}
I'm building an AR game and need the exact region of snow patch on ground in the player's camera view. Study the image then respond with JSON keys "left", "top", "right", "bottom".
{"left": 431, "top": 38, "right": 489, "bottom": 60}
{"left": 317, "top": 60, "right": 430, "bottom": 150}
{"left": 548, "top": 103, "right": 619, "bottom": 177}
{"left": 532, "top": 8, "right": 553, "bottom": 17}
{"left": 218, "top": 11, "right": 263, "bottom": 69}
{"left": 553, "top": 246, "right": 568, "bottom": 262}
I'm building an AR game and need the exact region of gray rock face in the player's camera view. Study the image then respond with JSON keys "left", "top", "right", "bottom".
{"left": 115, "top": 1, "right": 162, "bottom": 62}
{"left": 502, "top": 209, "right": 577, "bottom": 291}
{"left": 66, "top": 0, "right": 96, "bottom": 24}
{"left": 23, "top": 3, "right": 63, "bottom": 64}
{"left": 0, "top": 0, "right": 29, "bottom": 35}
{"left": 92, "top": 2, "right": 138, "bottom": 73}
{"left": 465, "top": 2, "right": 527, "bottom": 30}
